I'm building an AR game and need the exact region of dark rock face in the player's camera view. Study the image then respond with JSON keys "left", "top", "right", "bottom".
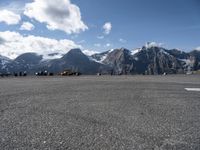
{"left": 1, "top": 47, "right": 200, "bottom": 75}
{"left": 43, "top": 49, "right": 107, "bottom": 74}
{"left": 6, "top": 53, "right": 43, "bottom": 74}
{"left": 132, "top": 47, "right": 184, "bottom": 75}
{"left": 189, "top": 50, "right": 200, "bottom": 71}
{"left": 165, "top": 49, "right": 200, "bottom": 71}
{"left": 91, "top": 47, "right": 200, "bottom": 75}
{"left": 165, "top": 49, "right": 189, "bottom": 59}
{"left": 101, "top": 48, "right": 135, "bottom": 74}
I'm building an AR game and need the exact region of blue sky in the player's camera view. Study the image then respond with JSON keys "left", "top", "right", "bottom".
{"left": 72, "top": 0, "right": 200, "bottom": 50}
{"left": 0, "top": 0, "right": 200, "bottom": 58}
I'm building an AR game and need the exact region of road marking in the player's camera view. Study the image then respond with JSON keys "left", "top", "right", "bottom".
{"left": 185, "top": 88, "right": 200, "bottom": 92}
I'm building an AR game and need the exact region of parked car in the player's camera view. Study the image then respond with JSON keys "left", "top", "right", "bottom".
{"left": 60, "top": 70, "right": 81, "bottom": 76}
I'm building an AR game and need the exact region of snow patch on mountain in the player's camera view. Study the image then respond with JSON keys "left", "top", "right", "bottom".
{"left": 160, "top": 49, "right": 170, "bottom": 56}
{"left": 131, "top": 48, "right": 142, "bottom": 55}
{"left": 180, "top": 59, "right": 192, "bottom": 66}
{"left": 90, "top": 49, "right": 116, "bottom": 64}
{"left": 89, "top": 54, "right": 107, "bottom": 64}
{"left": 109, "top": 49, "right": 114, "bottom": 53}
{"left": 0, "top": 55, "right": 11, "bottom": 69}
{"left": 98, "top": 49, "right": 116, "bottom": 63}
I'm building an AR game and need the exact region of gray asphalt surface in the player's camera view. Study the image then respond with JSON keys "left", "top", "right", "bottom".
{"left": 0, "top": 75, "right": 200, "bottom": 150}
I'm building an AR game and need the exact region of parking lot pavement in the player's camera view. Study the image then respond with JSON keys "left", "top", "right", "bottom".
{"left": 0, "top": 75, "right": 200, "bottom": 149}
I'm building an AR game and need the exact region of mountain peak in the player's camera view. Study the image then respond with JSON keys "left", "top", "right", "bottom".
{"left": 110, "top": 48, "right": 130, "bottom": 54}
{"left": 68, "top": 48, "right": 83, "bottom": 54}
{"left": 62, "top": 48, "right": 87, "bottom": 60}
{"left": 0, "top": 55, "right": 11, "bottom": 61}
{"left": 15, "top": 53, "right": 43, "bottom": 65}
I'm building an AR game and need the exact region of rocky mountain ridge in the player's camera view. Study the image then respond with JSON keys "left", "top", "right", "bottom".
{"left": 0, "top": 46, "right": 200, "bottom": 75}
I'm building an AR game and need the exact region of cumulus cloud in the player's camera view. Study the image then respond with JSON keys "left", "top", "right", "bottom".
{"left": 24, "top": 0, "right": 88, "bottom": 34}
{"left": 0, "top": 31, "right": 81, "bottom": 59}
{"left": 103, "top": 22, "right": 112, "bottom": 35}
{"left": 20, "top": 22, "right": 35, "bottom": 31}
{"left": 0, "top": 9, "right": 21, "bottom": 25}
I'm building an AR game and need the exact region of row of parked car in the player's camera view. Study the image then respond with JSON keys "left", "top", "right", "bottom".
{"left": 0, "top": 71, "right": 27, "bottom": 77}
{"left": 35, "top": 70, "right": 81, "bottom": 76}
{"left": 35, "top": 71, "right": 54, "bottom": 76}
{"left": 1, "top": 69, "right": 81, "bottom": 77}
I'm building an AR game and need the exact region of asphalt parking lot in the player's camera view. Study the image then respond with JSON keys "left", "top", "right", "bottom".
{"left": 0, "top": 75, "right": 200, "bottom": 150}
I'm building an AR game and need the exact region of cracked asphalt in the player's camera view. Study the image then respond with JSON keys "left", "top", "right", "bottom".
{"left": 0, "top": 75, "right": 200, "bottom": 150}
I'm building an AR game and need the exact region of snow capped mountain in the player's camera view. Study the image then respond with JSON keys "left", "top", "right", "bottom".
{"left": 91, "top": 46, "right": 200, "bottom": 75}
{"left": 40, "top": 49, "right": 108, "bottom": 74}
{"left": 0, "top": 45, "right": 200, "bottom": 75}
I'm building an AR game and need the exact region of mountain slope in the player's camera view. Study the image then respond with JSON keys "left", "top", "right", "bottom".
{"left": 189, "top": 50, "right": 200, "bottom": 71}
{"left": 9, "top": 53, "right": 43, "bottom": 73}
{"left": 44, "top": 49, "right": 108, "bottom": 74}
{"left": 97, "top": 48, "right": 135, "bottom": 74}
{"left": 0, "top": 55, "right": 12, "bottom": 72}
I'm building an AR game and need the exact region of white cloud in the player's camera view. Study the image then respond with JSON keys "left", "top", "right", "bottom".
{"left": 145, "top": 42, "right": 164, "bottom": 48}
{"left": 83, "top": 50, "right": 99, "bottom": 56}
{"left": 105, "top": 43, "right": 111, "bottom": 47}
{"left": 97, "top": 35, "right": 104, "bottom": 39}
{"left": 20, "top": 22, "right": 35, "bottom": 31}
{"left": 119, "top": 38, "right": 127, "bottom": 43}
{"left": 103, "top": 22, "right": 112, "bottom": 35}
{"left": 94, "top": 43, "right": 101, "bottom": 47}
{"left": 0, "top": 9, "right": 21, "bottom": 25}
{"left": 24, "top": 0, "right": 88, "bottom": 34}
{"left": 0, "top": 31, "right": 81, "bottom": 59}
